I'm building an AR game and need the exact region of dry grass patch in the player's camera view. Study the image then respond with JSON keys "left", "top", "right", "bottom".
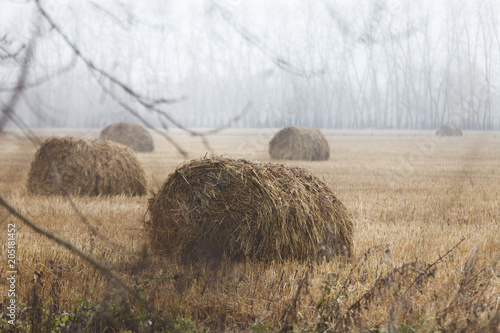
{"left": 1, "top": 131, "right": 499, "bottom": 332}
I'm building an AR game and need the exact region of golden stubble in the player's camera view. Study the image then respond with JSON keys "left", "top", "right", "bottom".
{"left": 0, "top": 132, "right": 499, "bottom": 331}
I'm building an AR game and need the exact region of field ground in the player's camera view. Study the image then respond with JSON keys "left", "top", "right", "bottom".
{"left": 0, "top": 129, "right": 499, "bottom": 332}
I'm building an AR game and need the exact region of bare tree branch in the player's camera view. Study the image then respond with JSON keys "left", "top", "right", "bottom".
{"left": 0, "top": 28, "right": 35, "bottom": 133}
{"left": 0, "top": 194, "right": 143, "bottom": 302}
{"left": 0, "top": 53, "right": 77, "bottom": 92}
{"left": 34, "top": 1, "right": 183, "bottom": 106}
{"left": 210, "top": 1, "right": 326, "bottom": 78}
{"left": 403, "top": 237, "right": 466, "bottom": 295}
{"left": 87, "top": 0, "right": 170, "bottom": 31}
{"left": 1, "top": 14, "right": 123, "bottom": 249}
{"left": 0, "top": 34, "right": 26, "bottom": 60}
{"left": 34, "top": 0, "right": 248, "bottom": 156}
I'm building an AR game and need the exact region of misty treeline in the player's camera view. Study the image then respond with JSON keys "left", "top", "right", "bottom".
{"left": 1, "top": 0, "right": 500, "bottom": 131}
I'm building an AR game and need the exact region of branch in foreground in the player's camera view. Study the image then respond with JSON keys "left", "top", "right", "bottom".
{"left": 2, "top": 110, "right": 117, "bottom": 249}
{"left": 1, "top": 27, "right": 118, "bottom": 247}
{"left": 0, "top": 34, "right": 25, "bottom": 60}
{"left": 331, "top": 237, "right": 466, "bottom": 331}
{"left": 403, "top": 237, "right": 466, "bottom": 294}
{"left": 35, "top": 0, "right": 248, "bottom": 156}
{"left": 93, "top": 75, "right": 188, "bottom": 158}
{"left": 0, "top": 28, "right": 35, "bottom": 133}
{"left": 0, "top": 194, "right": 143, "bottom": 302}
{"left": 211, "top": 1, "right": 326, "bottom": 78}
{"left": 50, "top": 161, "right": 123, "bottom": 250}
{"left": 0, "top": 53, "right": 77, "bottom": 92}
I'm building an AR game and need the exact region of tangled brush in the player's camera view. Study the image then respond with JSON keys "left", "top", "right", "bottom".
{"left": 147, "top": 156, "right": 352, "bottom": 262}
{"left": 269, "top": 126, "right": 330, "bottom": 161}
{"left": 27, "top": 136, "right": 147, "bottom": 196}
{"left": 100, "top": 121, "right": 154, "bottom": 152}
{"left": 436, "top": 123, "right": 463, "bottom": 136}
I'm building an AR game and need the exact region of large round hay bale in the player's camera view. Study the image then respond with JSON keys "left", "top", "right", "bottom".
{"left": 100, "top": 121, "right": 154, "bottom": 152}
{"left": 147, "top": 156, "right": 352, "bottom": 262}
{"left": 436, "top": 123, "right": 463, "bottom": 136}
{"left": 269, "top": 126, "right": 330, "bottom": 161}
{"left": 27, "top": 136, "right": 147, "bottom": 196}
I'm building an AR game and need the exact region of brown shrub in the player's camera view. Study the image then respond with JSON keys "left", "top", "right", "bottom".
{"left": 436, "top": 123, "right": 463, "bottom": 136}
{"left": 269, "top": 126, "right": 330, "bottom": 161}
{"left": 147, "top": 156, "right": 352, "bottom": 262}
{"left": 100, "top": 121, "right": 154, "bottom": 152}
{"left": 27, "top": 136, "right": 147, "bottom": 196}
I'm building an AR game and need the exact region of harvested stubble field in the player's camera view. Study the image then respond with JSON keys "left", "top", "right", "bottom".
{"left": 0, "top": 129, "right": 499, "bottom": 332}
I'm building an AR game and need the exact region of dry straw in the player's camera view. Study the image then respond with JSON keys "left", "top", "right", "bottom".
{"left": 147, "top": 156, "right": 352, "bottom": 262}
{"left": 100, "top": 121, "right": 154, "bottom": 152}
{"left": 27, "top": 136, "right": 147, "bottom": 196}
{"left": 269, "top": 126, "right": 330, "bottom": 161}
{"left": 436, "top": 123, "right": 463, "bottom": 136}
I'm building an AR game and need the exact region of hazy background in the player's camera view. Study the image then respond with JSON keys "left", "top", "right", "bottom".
{"left": 1, "top": 0, "right": 500, "bottom": 130}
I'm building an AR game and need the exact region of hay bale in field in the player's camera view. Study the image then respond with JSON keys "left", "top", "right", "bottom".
{"left": 147, "top": 156, "right": 352, "bottom": 262}
{"left": 436, "top": 123, "right": 463, "bottom": 137}
{"left": 100, "top": 121, "right": 154, "bottom": 152}
{"left": 269, "top": 126, "right": 330, "bottom": 161}
{"left": 27, "top": 136, "right": 147, "bottom": 196}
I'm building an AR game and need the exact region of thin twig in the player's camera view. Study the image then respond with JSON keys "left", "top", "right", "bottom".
{"left": 0, "top": 28, "right": 35, "bottom": 133}
{"left": 280, "top": 264, "right": 313, "bottom": 331}
{"left": 50, "top": 162, "right": 123, "bottom": 249}
{"left": 35, "top": 0, "right": 249, "bottom": 156}
{"left": 403, "top": 237, "right": 466, "bottom": 294}
{"left": 462, "top": 165, "right": 475, "bottom": 186}
{"left": 0, "top": 53, "right": 77, "bottom": 92}
{"left": 0, "top": 194, "right": 143, "bottom": 302}
{"left": 211, "top": 1, "right": 326, "bottom": 78}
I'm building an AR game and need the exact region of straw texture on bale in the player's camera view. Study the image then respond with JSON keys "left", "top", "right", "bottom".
{"left": 28, "top": 136, "right": 147, "bottom": 196}
{"left": 436, "top": 123, "right": 463, "bottom": 136}
{"left": 100, "top": 121, "right": 154, "bottom": 152}
{"left": 147, "top": 156, "right": 352, "bottom": 262}
{"left": 269, "top": 126, "right": 330, "bottom": 161}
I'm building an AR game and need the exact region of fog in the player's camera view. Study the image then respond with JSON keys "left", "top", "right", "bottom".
{"left": 1, "top": 0, "right": 500, "bottom": 130}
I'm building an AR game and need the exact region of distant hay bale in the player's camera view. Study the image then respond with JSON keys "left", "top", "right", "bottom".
{"left": 27, "top": 136, "right": 147, "bottom": 196}
{"left": 269, "top": 126, "right": 330, "bottom": 161}
{"left": 100, "top": 121, "right": 154, "bottom": 152}
{"left": 436, "top": 123, "right": 463, "bottom": 137}
{"left": 147, "top": 156, "right": 352, "bottom": 262}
